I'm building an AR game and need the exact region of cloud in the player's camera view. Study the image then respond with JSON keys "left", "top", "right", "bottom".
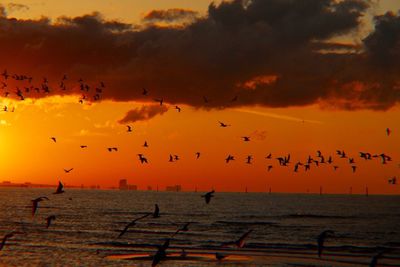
{"left": 118, "top": 105, "right": 168, "bottom": 123}
{"left": 7, "top": 3, "right": 29, "bottom": 13}
{"left": 142, "top": 8, "right": 198, "bottom": 24}
{"left": 0, "top": 0, "right": 399, "bottom": 110}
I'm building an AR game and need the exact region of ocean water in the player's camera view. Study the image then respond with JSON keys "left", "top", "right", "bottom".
{"left": 0, "top": 188, "right": 399, "bottom": 266}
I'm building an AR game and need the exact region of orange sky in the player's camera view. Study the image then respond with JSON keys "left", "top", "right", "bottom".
{"left": 0, "top": 1, "right": 399, "bottom": 193}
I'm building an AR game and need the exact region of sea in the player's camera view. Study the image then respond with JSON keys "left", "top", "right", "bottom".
{"left": 0, "top": 188, "right": 399, "bottom": 266}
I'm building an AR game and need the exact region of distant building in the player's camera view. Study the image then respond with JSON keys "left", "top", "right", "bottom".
{"left": 166, "top": 185, "right": 182, "bottom": 192}
{"left": 119, "top": 179, "right": 137, "bottom": 190}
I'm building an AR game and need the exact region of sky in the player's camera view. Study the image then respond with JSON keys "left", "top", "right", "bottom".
{"left": 0, "top": 0, "right": 399, "bottom": 193}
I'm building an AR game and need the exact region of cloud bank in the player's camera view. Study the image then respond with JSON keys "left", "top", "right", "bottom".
{"left": 0, "top": 0, "right": 399, "bottom": 110}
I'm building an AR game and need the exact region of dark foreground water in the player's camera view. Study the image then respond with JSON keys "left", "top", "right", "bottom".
{"left": 0, "top": 188, "right": 399, "bottom": 266}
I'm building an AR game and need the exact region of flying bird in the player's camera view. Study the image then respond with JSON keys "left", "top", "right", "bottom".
{"left": 351, "top": 166, "right": 357, "bottom": 173}
{"left": 202, "top": 190, "right": 215, "bottom": 204}
{"left": 388, "top": 176, "right": 397, "bottom": 185}
{"left": 64, "top": 168, "right": 73, "bottom": 173}
{"left": 31, "top": 196, "right": 49, "bottom": 216}
{"left": 142, "top": 88, "right": 148, "bottom": 96}
{"left": 218, "top": 121, "right": 230, "bottom": 127}
{"left": 222, "top": 230, "right": 253, "bottom": 248}
{"left": 386, "top": 128, "right": 391, "bottom": 136}
{"left": 80, "top": 145, "right": 87, "bottom": 149}
{"left": 54, "top": 181, "right": 65, "bottom": 194}
{"left": 118, "top": 213, "right": 151, "bottom": 238}
{"left": 317, "top": 230, "right": 334, "bottom": 258}
{"left": 267, "top": 165, "right": 273, "bottom": 172}
{"left": 265, "top": 153, "right": 272, "bottom": 159}
{"left": 50, "top": 137, "right": 57, "bottom": 143}
{"left": 45, "top": 215, "right": 56, "bottom": 228}
{"left": 225, "top": 155, "right": 235, "bottom": 163}
{"left": 143, "top": 141, "right": 149, "bottom": 148}
{"left": 107, "top": 147, "right": 118, "bottom": 152}
{"left": 175, "top": 106, "right": 181, "bottom": 112}
{"left": 0, "top": 231, "right": 22, "bottom": 251}
{"left": 242, "top": 136, "right": 250, "bottom": 142}
{"left": 126, "top": 125, "right": 132, "bottom": 132}
{"left": 195, "top": 152, "right": 201, "bottom": 159}
{"left": 246, "top": 155, "right": 253, "bottom": 164}
{"left": 138, "top": 154, "right": 148, "bottom": 164}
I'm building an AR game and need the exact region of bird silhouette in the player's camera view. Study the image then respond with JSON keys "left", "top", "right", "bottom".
{"left": 169, "top": 155, "right": 174, "bottom": 162}
{"left": 107, "top": 147, "right": 118, "bottom": 152}
{"left": 386, "top": 128, "right": 391, "bottom": 136}
{"left": 152, "top": 238, "right": 170, "bottom": 267}
{"left": 246, "top": 155, "right": 253, "bottom": 164}
{"left": 218, "top": 121, "right": 230, "bottom": 127}
{"left": 242, "top": 136, "right": 250, "bottom": 141}
{"left": 118, "top": 213, "right": 151, "bottom": 238}
{"left": 138, "top": 154, "right": 148, "bottom": 164}
{"left": 265, "top": 153, "right": 272, "bottom": 159}
{"left": 31, "top": 196, "right": 49, "bottom": 216}
{"left": 154, "top": 98, "right": 163, "bottom": 106}
{"left": 388, "top": 176, "right": 397, "bottom": 185}
{"left": 225, "top": 155, "right": 235, "bottom": 163}
{"left": 50, "top": 137, "right": 57, "bottom": 143}
{"left": 267, "top": 165, "right": 273, "bottom": 171}
{"left": 195, "top": 152, "right": 201, "bottom": 159}
{"left": 351, "top": 166, "right": 357, "bottom": 173}
{"left": 153, "top": 204, "right": 160, "bottom": 218}
{"left": 80, "top": 145, "right": 87, "bottom": 149}
{"left": 45, "top": 215, "right": 56, "bottom": 228}
{"left": 64, "top": 168, "right": 73, "bottom": 173}
{"left": 126, "top": 125, "right": 132, "bottom": 132}
{"left": 142, "top": 88, "right": 148, "bottom": 96}
{"left": 202, "top": 190, "right": 215, "bottom": 204}
{"left": 317, "top": 230, "right": 334, "bottom": 258}
{"left": 173, "top": 222, "right": 191, "bottom": 236}
{"left": 0, "top": 231, "right": 22, "bottom": 251}
{"left": 143, "top": 141, "right": 149, "bottom": 148}
{"left": 54, "top": 181, "right": 65, "bottom": 194}
{"left": 222, "top": 230, "right": 253, "bottom": 248}
{"left": 175, "top": 106, "right": 181, "bottom": 112}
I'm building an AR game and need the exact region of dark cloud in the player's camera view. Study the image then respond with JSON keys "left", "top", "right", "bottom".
{"left": 142, "top": 8, "right": 198, "bottom": 23}
{"left": 0, "top": 0, "right": 399, "bottom": 110}
{"left": 118, "top": 105, "right": 168, "bottom": 123}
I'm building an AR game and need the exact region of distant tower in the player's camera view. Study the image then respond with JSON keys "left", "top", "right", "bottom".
{"left": 365, "top": 186, "right": 369, "bottom": 197}
{"left": 319, "top": 186, "right": 322, "bottom": 195}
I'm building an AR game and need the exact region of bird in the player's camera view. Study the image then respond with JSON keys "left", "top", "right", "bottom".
{"left": 222, "top": 230, "right": 253, "bottom": 248}
{"left": 216, "top": 252, "right": 227, "bottom": 261}
{"left": 267, "top": 165, "right": 273, "bottom": 172}
{"left": 143, "top": 141, "right": 149, "bottom": 148}
{"left": 388, "top": 176, "right": 397, "bottom": 185}
{"left": 333, "top": 166, "right": 339, "bottom": 171}
{"left": 138, "top": 154, "right": 148, "bottom": 164}
{"left": 195, "top": 152, "right": 201, "bottom": 159}
{"left": 153, "top": 204, "right": 160, "bottom": 218}
{"left": 80, "top": 145, "right": 87, "bottom": 149}
{"left": 31, "top": 196, "right": 49, "bottom": 216}
{"left": 386, "top": 128, "right": 391, "bottom": 136}
{"left": 118, "top": 213, "right": 151, "bottom": 238}
{"left": 175, "top": 106, "right": 181, "bottom": 112}
{"left": 0, "top": 231, "right": 22, "bottom": 251}
{"left": 64, "top": 168, "right": 73, "bottom": 173}
{"left": 45, "top": 215, "right": 56, "bottom": 228}
{"left": 169, "top": 155, "right": 174, "bottom": 162}
{"left": 317, "top": 230, "right": 334, "bottom": 258}
{"left": 351, "top": 166, "right": 357, "bottom": 173}
{"left": 126, "top": 125, "right": 132, "bottom": 132}
{"left": 225, "top": 155, "right": 235, "bottom": 163}
{"left": 218, "top": 121, "right": 230, "bottom": 127}
{"left": 202, "top": 190, "right": 215, "bottom": 204}
{"left": 246, "top": 155, "right": 253, "bottom": 164}
{"left": 107, "top": 147, "right": 118, "bottom": 152}
{"left": 54, "top": 181, "right": 65, "bottom": 194}
{"left": 173, "top": 222, "right": 191, "bottom": 236}
{"left": 50, "top": 137, "right": 57, "bottom": 143}
{"left": 142, "top": 88, "right": 148, "bottom": 96}
{"left": 152, "top": 238, "right": 170, "bottom": 267}
{"left": 265, "top": 153, "right": 272, "bottom": 159}
{"left": 242, "top": 136, "right": 250, "bottom": 142}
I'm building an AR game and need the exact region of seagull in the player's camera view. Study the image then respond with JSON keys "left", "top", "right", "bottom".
{"left": 219, "top": 121, "right": 230, "bottom": 127}
{"left": 195, "top": 152, "right": 201, "bottom": 159}
{"left": 127, "top": 125, "right": 132, "bottom": 132}
{"left": 142, "top": 88, "right": 148, "bottom": 96}
{"left": 153, "top": 204, "right": 160, "bottom": 218}
{"left": 202, "top": 190, "right": 215, "bottom": 204}
{"left": 267, "top": 165, "right": 273, "bottom": 172}
{"left": 31, "top": 196, "right": 49, "bottom": 216}
{"left": 118, "top": 213, "right": 151, "bottom": 238}
{"left": 138, "top": 154, "right": 148, "bottom": 164}
{"left": 107, "top": 147, "right": 118, "bottom": 152}
{"left": 169, "top": 155, "right": 174, "bottom": 162}
{"left": 388, "top": 176, "right": 397, "bottom": 185}
{"left": 45, "top": 215, "right": 56, "bottom": 228}
{"left": 175, "top": 106, "right": 181, "bottom": 112}
{"left": 351, "top": 166, "right": 357, "bottom": 173}
{"left": 386, "top": 128, "right": 391, "bottom": 136}
{"left": 246, "top": 155, "right": 253, "bottom": 164}
{"left": 152, "top": 238, "right": 170, "bottom": 267}
{"left": 50, "top": 137, "right": 57, "bottom": 143}
{"left": 80, "top": 145, "right": 88, "bottom": 149}
{"left": 222, "top": 230, "right": 253, "bottom": 248}
{"left": 242, "top": 136, "right": 250, "bottom": 142}
{"left": 143, "top": 141, "right": 149, "bottom": 148}
{"left": 317, "top": 230, "right": 334, "bottom": 258}
{"left": 225, "top": 155, "right": 235, "bottom": 163}
{"left": 265, "top": 153, "right": 272, "bottom": 159}
{"left": 54, "top": 181, "right": 65, "bottom": 194}
{"left": 64, "top": 168, "right": 73, "bottom": 173}
{"left": 0, "top": 231, "right": 22, "bottom": 251}
{"left": 173, "top": 222, "right": 191, "bottom": 236}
